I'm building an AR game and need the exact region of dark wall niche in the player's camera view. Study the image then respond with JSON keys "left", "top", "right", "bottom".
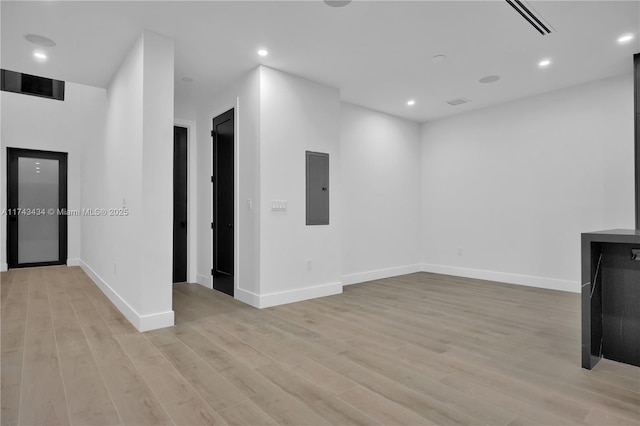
{"left": 1, "top": 69, "right": 65, "bottom": 101}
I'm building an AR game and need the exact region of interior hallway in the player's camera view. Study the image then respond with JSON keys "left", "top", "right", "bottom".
{"left": 1, "top": 266, "right": 639, "bottom": 425}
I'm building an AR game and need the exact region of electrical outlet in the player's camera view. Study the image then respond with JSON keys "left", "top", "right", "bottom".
{"left": 247, "top": 199, "right": 252, "bottom": 211}
{"left": 306, "top": 259, "right": 312, "bottom": 271}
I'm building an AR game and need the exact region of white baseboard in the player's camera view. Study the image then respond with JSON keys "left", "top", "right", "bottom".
{"left": 342, "top": 263, "right": 423, "bottom": 286}
{"left": 67, "top": 258, "right": 81, "bottom": 267}
{"left": 236, "top": 282, "right": 343, "bottom": 309}
{"left": 420, "top": 263, "right": 579, "bottom": 293}
{"left": 1, "top": 263, "right": 7, "bottom": 272}
{"left": 80, "top": 260, "right": 175, "bottom": 332}
{"left": 138, "top": 310, "right": 175, "bottom": 332}
{"left": 235, "top": 288, "right": 261, "bottom": 308}
{"left": 196, "top": 273, "right": 212, "bottom": 289}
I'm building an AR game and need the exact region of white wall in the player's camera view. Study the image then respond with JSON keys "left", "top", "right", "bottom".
{"left": 81, "top": 31, "right": 175, "bottom": 331}
{"left": 194, "top": 66, "right": 343, "bottom": 308}
{"left": 194, "top": 69, "right": 261, "bottom": 300}
{"left": 82, "top": 34, "right": 144, "bottom": 321}
{"left": 0, "top": 82, "right": 107, "bottom": 271}
{"left": 420, "top": 75, "right": 635, "bottom": 292}
{"left": 340, "top": 103, "right": 422, "bottom": 284}
{"left": 258, "top": 67, "right": 342, "bottom": 306}
{"left": 140, "top": 32, "right": 175, "bottom": 317}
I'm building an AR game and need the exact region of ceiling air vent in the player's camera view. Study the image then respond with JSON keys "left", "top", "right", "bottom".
{"left": 446, "top": 97, "right": 471, "bottom": 106}
{"left": 505, "top": 0, "right": 552, "bottom": 36}
{"left": 1, "top": 69, "right": 65, "bottom": 101}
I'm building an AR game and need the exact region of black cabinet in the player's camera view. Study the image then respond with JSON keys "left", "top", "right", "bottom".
{"left": 581, "top": 229, "right": 640, "bottom": 369}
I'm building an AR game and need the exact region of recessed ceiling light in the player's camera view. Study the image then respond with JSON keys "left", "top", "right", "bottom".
{"left": 324, "top": 0, "right": 352, "bottom": 7}
{"left": 407, "top": 100, "right": 416, "bottom": 106}
{"left": 538, "top": 58, "right": 551, "bottom": 68}
{"left": 35, "top": 162, "right": 40, "bottom": 165}
{"left": 617, "top": 33, "right": 634, "bottom": 44}
{"left": 33, "top": 51, "right": 47, "bottom": 61}
{"left": 182, "top": 77, "right": 194, "bottom": 83}
{"left": 479, "top": 75, "right": 500, "bottom": 84}
{"left": 257, "top": 49, "right": 269, "bottom": 57}
{"left": 432, "top": 54, "right": 447, "bottom": 63}
{"left": 446, "top": 97, "right": 471, "bottom": 106}
{"left": 36, "top": 171, "right": 40, "bottom": 174}
{"left": 24, "top": 34, "right": 56, "bottom": 47}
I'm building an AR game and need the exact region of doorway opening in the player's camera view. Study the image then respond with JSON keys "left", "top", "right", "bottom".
{"left": 211, "top": 109, "right": 234, "bottom": 296}
{"left": 173, "top": 126, "right": 188, "bottom": 283}
{"left": 6, "top": 148, "right": 68, "bottom": 268}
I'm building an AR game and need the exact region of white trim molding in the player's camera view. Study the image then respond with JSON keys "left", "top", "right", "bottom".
{"left": 196, "top": 273, "right": 212, "bottom": 289}
{"left": 237, "top": 282, "right": 343, "bottom": 309}
{"left": 137, "top": 310, "right": 175, "bottom": 332}
{"left": 0, "top": 263, "right": 7, "bottom": 272}
{"left": 342, "top": 263, "right": 423, "bottom": 286}
{"left": 421, "top": 263, "right": 579, "bottom": 293}
{"left": 235, "top": 288, "right": 261, "bottom": 308}
{"left": 67, "top": 258, "right": 81, "bottom": 267}
{"left": 80, "top": 260, "right": 175, "bottom": 332}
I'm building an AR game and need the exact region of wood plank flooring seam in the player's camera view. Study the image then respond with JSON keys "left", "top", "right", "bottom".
{"left": 14, "top": 275, "right": 29, "bottom": 426}
{"left": 168, "top": 323, "right": 272, "bottom": 405}
{"left": 1, "top": 271, "right": 27, "bottom": 426}
{"left": 56, "top": 269, "right": 123, "bottom": 426}
{"left": 82, "top": 291, "right": 176, "bottom": 425}
{"left": 44, "top": 274, "right": 73, "bottom": 426}
{"left": 63, "top": 271, "right": 125, "bottom": 426}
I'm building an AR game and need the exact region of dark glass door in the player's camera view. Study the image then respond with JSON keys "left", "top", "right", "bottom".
{"left": 7, "top": 148, "right": 67, "bottom": 268}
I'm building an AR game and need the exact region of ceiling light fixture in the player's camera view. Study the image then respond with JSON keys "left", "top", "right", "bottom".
{"left": 617, "top": 33, "right": 634, "bottom": 44}
{"left": 538, "top": 58, "right": 551, "bottom": 68}
{"left": 407, "top": 100, "right": 416, "bottom": 106}
{"left": 431, "top": 54, "right": 447, "bottom": 63}
{"left": 257, "top": 49, "right": 269, "bottom": 57}
{"left": 33, "top": 51, "right": 48, "bottom": 62}
{"left": 324, "top": 0, "right": 352, "bottom": 7}
{"left": 446, "top": 97, "right": 471, "bottom": 106}
{"left": 35, "top": 162, "right": 40, "bottom": 165}
{"left": 479, "top": 75, "right": 501, "bottom": 84}
{"left": 24, "top": 34, "right": 56, "bottom": 47}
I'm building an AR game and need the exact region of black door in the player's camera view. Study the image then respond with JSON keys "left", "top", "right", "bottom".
{"left": 7, "top": 148, "right": 68, "bottom": 268}
{"left": 173, "top": 126, "right": 188, "bottom": 283}
{"left": 212, "top": 109, "right": 234, "bottom": 296}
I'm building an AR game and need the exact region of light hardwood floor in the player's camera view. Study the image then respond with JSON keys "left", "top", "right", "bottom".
{"left": 1, "top": 266, "right": 639, "bottom": 426}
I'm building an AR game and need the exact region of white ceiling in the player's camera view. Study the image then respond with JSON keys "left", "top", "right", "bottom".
{"left": 1, "top": 1, "right": 639, "bottom": 122}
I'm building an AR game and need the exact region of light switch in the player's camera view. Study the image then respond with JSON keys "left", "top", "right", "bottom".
{"left": 271, "top": 200, "right": 287, "bottom": 211}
